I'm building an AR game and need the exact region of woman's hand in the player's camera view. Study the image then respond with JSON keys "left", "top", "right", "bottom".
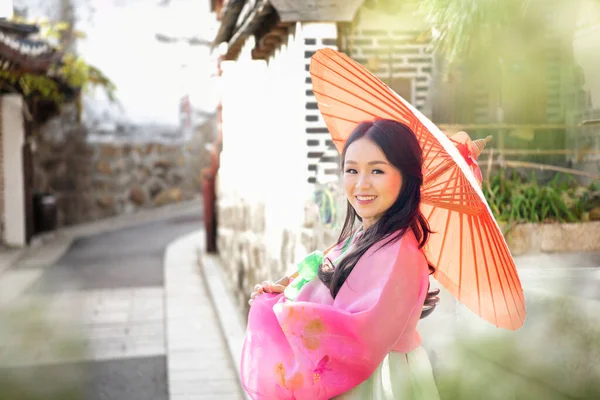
{"left": 248, "top": 276, "right": 291, "bottom": 306}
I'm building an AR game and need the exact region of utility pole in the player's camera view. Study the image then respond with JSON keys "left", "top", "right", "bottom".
{"left": 59, "top": 0, "right": 75, "bottom": 52}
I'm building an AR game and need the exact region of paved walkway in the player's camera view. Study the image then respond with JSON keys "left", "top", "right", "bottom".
{"left": 0, "top": 200, "right": 243, "bottom": 400}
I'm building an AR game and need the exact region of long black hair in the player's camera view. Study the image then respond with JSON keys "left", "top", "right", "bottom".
{"left": 317, "top": 119, "right": 440, "bottom": 319}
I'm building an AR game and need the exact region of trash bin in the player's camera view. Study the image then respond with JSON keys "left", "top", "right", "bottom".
{"left": 33, "top": 192, "right": 57, "bottom": 234}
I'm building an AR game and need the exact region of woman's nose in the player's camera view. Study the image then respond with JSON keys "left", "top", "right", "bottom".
{"left": 356, "top": 173, "right": 371, "bottom": 188}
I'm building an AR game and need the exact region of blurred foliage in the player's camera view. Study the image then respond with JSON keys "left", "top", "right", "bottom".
{"left": 432, "top": 294, "right": 600, "bottom": 399}
{"left": 483, "top": 169, "right": 600, "bottom": 223}
{"left": 419, "top": 0, "right": 545, "bottom": 66}
{"left": 419, "top": 0, "right": 598, "bottom": 222}
{"left": 0, "top": 301, "right": 86, "bottom": 400}
{"left": 417, "top": 0, "right": 589, "bottom": 125}
{"left": 0, "top": 16, "right": 116, "bottom": 108}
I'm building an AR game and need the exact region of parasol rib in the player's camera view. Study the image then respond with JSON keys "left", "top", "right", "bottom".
{"left": 312, "top": 53, "right": 413, "bottom": 121}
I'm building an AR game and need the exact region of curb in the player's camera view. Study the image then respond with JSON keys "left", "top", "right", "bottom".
{"left": 197, "top": 247, "right": 251, "bottom": 400}
{"left": 0, "top": 247, "right": 28, "bottom": 275}
{"left": 164, "top": 229, "right": 248, "bottom": 400}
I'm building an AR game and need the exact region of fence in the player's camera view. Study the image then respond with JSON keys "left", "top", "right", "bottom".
{"left": 439, "top": 124, "right": 600, "bottom": 182}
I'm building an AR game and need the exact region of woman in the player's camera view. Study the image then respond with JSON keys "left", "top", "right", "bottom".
{"left": 243, "top": 119, "right": 442, "bottom": 399}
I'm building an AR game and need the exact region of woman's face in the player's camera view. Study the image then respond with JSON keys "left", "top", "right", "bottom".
{"left": 343, "top": 137, "right": 403, "bottom": 229}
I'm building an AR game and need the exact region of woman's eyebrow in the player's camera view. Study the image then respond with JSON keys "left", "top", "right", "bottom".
{"left": 344, "top": 160, "right": 389, "bottom": 165}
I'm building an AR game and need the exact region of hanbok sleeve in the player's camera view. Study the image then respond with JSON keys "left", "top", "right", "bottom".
{"left": 240, "top": 232, "right": 430, "bottom": 400}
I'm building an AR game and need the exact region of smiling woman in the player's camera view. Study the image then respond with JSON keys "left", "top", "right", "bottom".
{"left": 242, "top": 119, "right": 441, "bottom": 399}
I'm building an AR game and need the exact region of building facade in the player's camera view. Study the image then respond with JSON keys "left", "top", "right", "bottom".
{"left": 208, "top": 0, "right": 456, "bottom": 317}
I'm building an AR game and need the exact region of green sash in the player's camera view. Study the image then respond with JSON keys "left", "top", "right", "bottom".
{"left": 284, "top": 231, "right": 357, "bottom": 301}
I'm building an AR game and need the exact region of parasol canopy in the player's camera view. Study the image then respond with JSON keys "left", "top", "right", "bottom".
{"left": 310, "top": 48, "right": 525, "bottom": 330}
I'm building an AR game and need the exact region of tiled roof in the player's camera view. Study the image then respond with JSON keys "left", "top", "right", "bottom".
{"left": 0, "top": 19, "right": 61, "bottom": 74}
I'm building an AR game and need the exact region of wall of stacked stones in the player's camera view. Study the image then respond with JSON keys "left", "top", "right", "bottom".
{"left": 216, "top": 190, "right": 342, "bottom": 316}
{"left": 32, "top": 103, "right": 214, "bottom": 227}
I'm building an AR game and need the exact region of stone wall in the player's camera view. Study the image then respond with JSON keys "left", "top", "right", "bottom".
{"left": 216, "top": 191, "right": 341, "bottom": 317}
{"left": 32, "top": 103, "right": 214, "bottom": 228}
{"left": 503, "top": 221, "right": 600, "bottom": 255}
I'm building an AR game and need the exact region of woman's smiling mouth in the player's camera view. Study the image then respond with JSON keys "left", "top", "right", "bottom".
{"left": 356, "top": 195, "right": 377, "bottom": 204}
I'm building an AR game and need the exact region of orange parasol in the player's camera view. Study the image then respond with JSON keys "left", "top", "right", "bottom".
{"left": 310, "top": 48, "right": 525, "bottom": 330}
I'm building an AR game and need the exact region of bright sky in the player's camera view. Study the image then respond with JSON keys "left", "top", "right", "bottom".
{"left": 16, "top": 0, "right": 219, "bottom": 129}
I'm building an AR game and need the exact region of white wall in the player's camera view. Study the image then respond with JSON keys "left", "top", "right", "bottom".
{"left": 2, "top": 95, "right": 26, "bottom": 247}
{"left": 217, "top": 22, "right": 341, "bottom": 271}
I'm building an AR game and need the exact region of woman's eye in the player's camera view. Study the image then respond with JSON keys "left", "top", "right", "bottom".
{"left": 344, "top": 168, "right": 384, "bottom": 174}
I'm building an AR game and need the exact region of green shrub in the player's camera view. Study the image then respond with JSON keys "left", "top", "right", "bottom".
{"left": 483, "top": 170, "right": 599, "bottom": 224}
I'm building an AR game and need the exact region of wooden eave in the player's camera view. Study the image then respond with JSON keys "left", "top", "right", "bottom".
{"left": 0, "top": 37, "right": 62, "bottom": 74}
{"left": 212, "top": 0, "right": 247, "bottom": 47}
{"left": 251, "top": 22, "right": 292, "bottom": 60}
{"left": 224, "top": 0, "right": 274, "bottom": 60}
{"left": 224, "top": 0, "right": 296, "bottom": 61}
